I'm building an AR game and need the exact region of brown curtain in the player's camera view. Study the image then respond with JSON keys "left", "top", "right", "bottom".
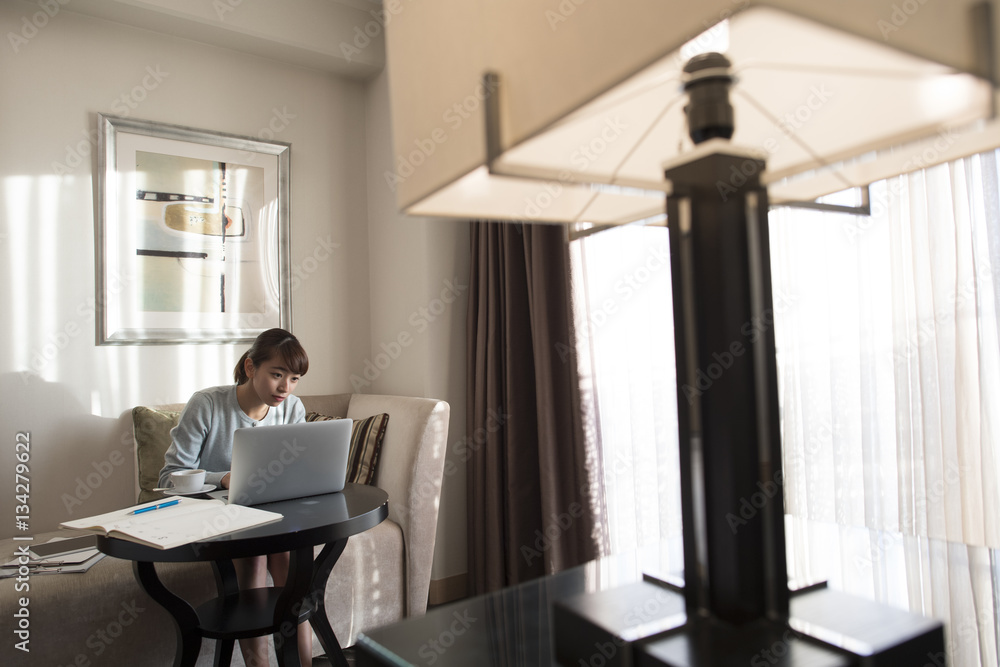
{"left": 466, "top": 221, "right": 607, "bottom": 595}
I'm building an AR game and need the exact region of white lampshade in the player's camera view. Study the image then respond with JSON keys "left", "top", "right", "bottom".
{"left": 384, "top": 0, "right": 997, "bottom": 223}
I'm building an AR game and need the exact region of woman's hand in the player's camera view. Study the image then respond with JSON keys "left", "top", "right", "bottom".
{"left": 221, "top": 472, "right": 231, "bottom": 489}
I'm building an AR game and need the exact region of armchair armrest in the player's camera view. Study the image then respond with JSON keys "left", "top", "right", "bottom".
{"left": 346, "top": 394, "right": 450, "bottom": 616}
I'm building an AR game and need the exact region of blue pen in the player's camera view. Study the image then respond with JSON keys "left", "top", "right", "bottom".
{"left": 129, "top": 499, "right": 181, "bottom": 515}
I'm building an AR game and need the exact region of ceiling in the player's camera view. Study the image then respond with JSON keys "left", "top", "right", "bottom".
{"left": 62, "top": 0, "right": 386, "bottom": 80}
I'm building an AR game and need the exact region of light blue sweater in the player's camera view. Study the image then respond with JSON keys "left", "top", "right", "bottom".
{"left": 158, "top": 384, "right": 306, "bottom": 489}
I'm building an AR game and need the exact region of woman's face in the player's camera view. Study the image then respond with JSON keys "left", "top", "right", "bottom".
{"left": 246, "top": 356, "right": 301, "bottom": 407}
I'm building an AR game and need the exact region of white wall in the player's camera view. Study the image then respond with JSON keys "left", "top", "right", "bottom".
{"left": 364, "top": 70, "right": 470, "bottom": 583}
{"left": 0, "top": 4, "right": 372, "bottom": 533}
{"left": 0, "top": 1, "right": 469, "bottom": 588}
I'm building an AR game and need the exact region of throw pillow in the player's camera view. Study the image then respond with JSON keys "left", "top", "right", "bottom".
{"left": 305, "top": 411, "right": 389, "bottom": 485}
{"left": 132, "top": 406, "right": 181, "bottom": 503}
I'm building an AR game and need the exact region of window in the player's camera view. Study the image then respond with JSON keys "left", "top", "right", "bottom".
{"left": 571, "top": 152, "right": 1000, "bottom": 667}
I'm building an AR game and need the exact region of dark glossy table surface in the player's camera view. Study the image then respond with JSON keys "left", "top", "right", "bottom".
{"left": 97, "top": 483, "right": 389, "bottom": 562}
{"left": 356, "top": 541, "right": 685, "bottom": 666}
{"left": 356, "top": 536, "right": 943, "bottom": 667}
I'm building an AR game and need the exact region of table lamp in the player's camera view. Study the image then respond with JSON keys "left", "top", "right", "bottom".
{"left": 382, "top": 1, "right": 997, "bottom": 663}
{"left": 385, "top": 0, "right": 995, "bottom": 224}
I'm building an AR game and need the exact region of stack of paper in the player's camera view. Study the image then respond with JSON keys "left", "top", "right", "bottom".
{"left": 60, "top": 497, "right": 283, "bottom": 550}
{"left": 1, "top": 535, "right": 105, "bottom": 578}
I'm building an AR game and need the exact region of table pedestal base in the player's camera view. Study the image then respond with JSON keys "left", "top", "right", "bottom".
{"left": 133, "top": 539, "right": 350, "bottom": 667}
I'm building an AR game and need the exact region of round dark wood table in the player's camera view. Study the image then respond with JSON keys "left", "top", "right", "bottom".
{"left": 97, "top": 483, "right": 388, "bottom": 667}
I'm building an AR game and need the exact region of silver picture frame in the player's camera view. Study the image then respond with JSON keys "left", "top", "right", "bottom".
{"left": 96, "top": 114, "right": 291, "bottom": 345}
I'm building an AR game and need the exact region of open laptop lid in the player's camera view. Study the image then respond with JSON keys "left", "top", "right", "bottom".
{"left": 224, "top": 418, "right": 352, "bottom": 506}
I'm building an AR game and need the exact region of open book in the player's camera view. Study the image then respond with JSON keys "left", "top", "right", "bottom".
{"left": 60, "top": 497, "right": 282, "bottom": 550}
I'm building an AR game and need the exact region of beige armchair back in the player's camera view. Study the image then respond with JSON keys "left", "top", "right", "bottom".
{"left": 308, "top": 393, "right": 450, "bottom": 618}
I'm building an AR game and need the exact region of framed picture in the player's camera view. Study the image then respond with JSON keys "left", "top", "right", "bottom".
{"left": 96, "top": 114, "right": 291, "bottom": 345}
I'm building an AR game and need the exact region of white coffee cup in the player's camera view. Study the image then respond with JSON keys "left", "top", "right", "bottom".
{"left": 170, "top": 469, "right": 206, "bottom": 493}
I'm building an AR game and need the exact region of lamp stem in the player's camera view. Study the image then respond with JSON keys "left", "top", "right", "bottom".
{"left": 666, "top": 151, "right": 789, "bottom": 624}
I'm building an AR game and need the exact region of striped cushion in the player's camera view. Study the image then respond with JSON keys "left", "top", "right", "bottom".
{"left": 305, "top": 411, "right": 389, "bottom": 485}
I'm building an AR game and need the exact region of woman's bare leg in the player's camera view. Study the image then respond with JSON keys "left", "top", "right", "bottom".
{"left": 267, "top": 551, "right": 314, "bottom": 667}
{"left": 234, "top": 555, "right": 269, "bottom": 666}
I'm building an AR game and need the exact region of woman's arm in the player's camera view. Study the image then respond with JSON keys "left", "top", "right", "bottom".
{"left": 157, "top": 394, "right": 220, "bottom": 488}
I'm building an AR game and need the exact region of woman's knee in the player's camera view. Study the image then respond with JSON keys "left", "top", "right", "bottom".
{"left": 234, "top": 555, "right": 268, "bottom": 588}
{"left": 267, "top": 551, "right": 291, "bottom": 586}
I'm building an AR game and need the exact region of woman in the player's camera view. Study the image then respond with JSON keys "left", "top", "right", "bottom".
{"left": 158, "top": 327, "right": 312, "bottom": 667}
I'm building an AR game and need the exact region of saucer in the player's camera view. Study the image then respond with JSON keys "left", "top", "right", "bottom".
{"left": 163, "top": 484, "right": 217, "bottom": 496}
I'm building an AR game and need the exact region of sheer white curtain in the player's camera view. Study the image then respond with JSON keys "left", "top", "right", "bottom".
{"left": 770, "top": 153, "right": 1000, "bottom": 667}
{"left": 569, "top": 224, "right": 683, "bottom": 568}
{"left": 571, "top": 151, "right": 1000, "bottom": 667}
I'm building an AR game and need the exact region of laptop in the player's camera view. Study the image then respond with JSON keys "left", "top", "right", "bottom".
{"left": 222, "top": 418, "right": 353, "bottom": 506}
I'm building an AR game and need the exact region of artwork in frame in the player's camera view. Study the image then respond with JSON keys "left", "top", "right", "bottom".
{"left": 96, "top": 114, "right": 291, "bottom": 345}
